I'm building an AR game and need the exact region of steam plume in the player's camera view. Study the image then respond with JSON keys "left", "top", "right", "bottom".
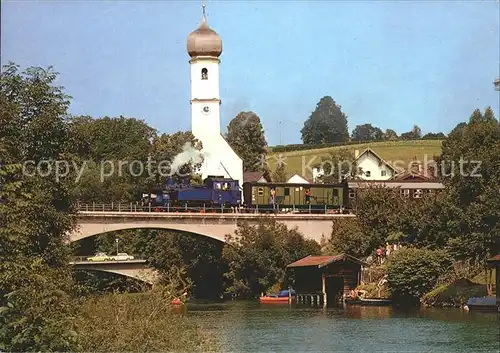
{"left": 170, "top": 142, "right": 204, "bottom": 174}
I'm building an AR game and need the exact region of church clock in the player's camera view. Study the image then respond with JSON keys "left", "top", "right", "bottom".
{"left": 201, "top": 105, "right": 211, "bottom": 115}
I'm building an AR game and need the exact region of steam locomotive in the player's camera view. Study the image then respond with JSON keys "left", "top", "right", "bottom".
{"left": 142, "top": 176, "right": 242, "bottom": 211}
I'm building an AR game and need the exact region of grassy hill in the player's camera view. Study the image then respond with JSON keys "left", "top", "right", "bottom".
{"left": 267, "top": 140, "right": 443, "bottom": 180}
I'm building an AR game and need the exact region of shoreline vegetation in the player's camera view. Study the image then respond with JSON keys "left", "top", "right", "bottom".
{"left": 76, "top": 286, "right": 220, "bottom": 352}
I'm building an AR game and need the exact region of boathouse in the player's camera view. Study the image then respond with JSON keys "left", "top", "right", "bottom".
{"left": 486, "top": 254, "right": 500, "bottom": 313}
{"left": 287, "top": 254, "right": 366, "bottom": 306}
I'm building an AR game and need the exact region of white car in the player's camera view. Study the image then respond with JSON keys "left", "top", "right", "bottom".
{"left": 110, "top": 253, "right": 135, "bottom": 261}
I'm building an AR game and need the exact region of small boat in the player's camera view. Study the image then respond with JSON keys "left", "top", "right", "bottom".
{"left": 259, "top": 289, "right": 295, "bottom": 303}
{"left": 360, "top": 298, "right": 392, "bottom": 306}
{"left": 259, "top": 296, "right": 291, "bottom": 303}
{"left": 466, "top": 297, "right": 497, "bottom": 312}
{"left": 345, "top": 299, "right": 363, "bottom": 305}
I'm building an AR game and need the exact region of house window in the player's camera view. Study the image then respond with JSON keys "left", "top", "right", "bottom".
{"left": 365, "top": 171, "right": 371, "bottom": 177}
{"left": 349, "top": 189, "right": 355, "bottom": 198}
{"left": 257, "top": 187, "right": 264, "bottom": 196}
{"left": 414, "top": 189, "right": 423, "bottom": 198}
{"left": 284, "top": 188, "right": 290, "bottom": 196}
{"left": 201, "top": 68, "right": 208, "bottom": 80}
{"left": 332, "top": 189, "right": 339, "bottom": 197}
{"left": 381, "top": 170, "right": 386, "bottom": 177}
{"left": 403, "top": 189, "right": 410, "bottom": 198}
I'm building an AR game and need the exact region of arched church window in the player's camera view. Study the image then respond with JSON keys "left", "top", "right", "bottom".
{"left": 201, "top": 68, "right": 208, "bottom": 80}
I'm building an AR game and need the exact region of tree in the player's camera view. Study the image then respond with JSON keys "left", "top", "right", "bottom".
{"left": 387, "top": 248, "right": 452, "bottom": 304}
{"left": 422, "top": 132, "right": 446, "bottom": 139}
{"left": 271, "top": 161, "right": 287, "bottom": 182}
{"left": 222, "top": 218, "right": 321, "bottom": 298}
{"left": 314, "top": 148, "right": 356, "bottom": 184}
{"left": 300, "top": 96, "right": 349, "bottom": 144}
{"left": 383, "top": 129, "right": 398, "bottom": 140}
{"left": 0, "top": 63, "right": 79, "bottom": 351}
{"left": 355, "top": 185, "right": 407, "bottom": 254}
{"left": 351, "top": 124, "right": 384, "bottom": 142}
{"left": 400, "top": 125, "right": 422, "bottom": 139}
{"left": 225, "top": 111, "right": 268, "bottom": 172}
{"left": 436, "top": 107, "right": 500, "bottom": 264}
{"left": 325, "top": 218, "right": 371, "bottom": 258}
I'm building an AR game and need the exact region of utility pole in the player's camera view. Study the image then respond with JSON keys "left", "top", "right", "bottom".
{"left": 278, "top": 121, "right": 282, "bottom": 145}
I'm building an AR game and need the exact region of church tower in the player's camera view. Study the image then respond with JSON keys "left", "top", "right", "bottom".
{"left": 186, "top": 2, "right": 243, "bottom": 187}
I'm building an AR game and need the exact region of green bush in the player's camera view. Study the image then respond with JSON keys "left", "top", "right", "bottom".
{"left": 76, "top": 285, "right": 219, "bottom": 352}
{"left": 387, "top": 248, "right": 452, "bottom": 305}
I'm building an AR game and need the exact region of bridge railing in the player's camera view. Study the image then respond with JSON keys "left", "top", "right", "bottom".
{"left": 75, "top": 202, "right": 354, "bottom": 215}
{"left": 70, "top": 255, "right": 146, "bottom": 262}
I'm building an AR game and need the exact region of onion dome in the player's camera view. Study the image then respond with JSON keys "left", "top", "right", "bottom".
{"left": 187, "top": 5, "right": 222, "bottom": 58}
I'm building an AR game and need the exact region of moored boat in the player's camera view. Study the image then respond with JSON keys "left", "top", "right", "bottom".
{"left": 259, "top": 289, "right": 295, "bottom": 303}
{"left": 360, "top": 298, "right": 392, "bottom": 306}
{"left": 466, "top": 297, "right": 497, "bottom": 312}
{"left": 259, "top": 296, "right": 291, "bottom": 303}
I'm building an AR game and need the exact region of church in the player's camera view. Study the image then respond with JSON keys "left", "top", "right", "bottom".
{"left": 186, "top": 3, "right": 243, "bottom": 186}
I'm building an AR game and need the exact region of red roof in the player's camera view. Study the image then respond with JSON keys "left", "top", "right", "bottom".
{"left": 287, "top": 254, "right": 366, "bottom": 268}
{"left": 487, "top": 254, "right": 500, "bottom": 264}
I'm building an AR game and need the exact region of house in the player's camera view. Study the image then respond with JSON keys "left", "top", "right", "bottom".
{"left": 243, "top": 171, "right": 270, "bottom": 184}
{"left": 354, "top": 148, "right": 396, "bottom": 180}
{"left": 394, "top": 160, "right": 437, "bottom": 181}
{"left": 287, "top": 254, "right": 367, "bottom": 306}
{"left": 286, "top": 173, "right": 310, "bottom": 184}
{"left": 311, "top": 148, "right": 396, "bottom": 182}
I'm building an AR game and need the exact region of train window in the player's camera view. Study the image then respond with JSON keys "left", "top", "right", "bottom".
{"left": 284, "top": 188, "right": 290, "bottom": 196}
{"left": 258, "top": 187, "right": 264, "bottom": 196}
{"left": 295, "top": 188, "right": 300, "bottom": 192}
{"left": 214, "top": 183, "right": 221, "bottom": 189}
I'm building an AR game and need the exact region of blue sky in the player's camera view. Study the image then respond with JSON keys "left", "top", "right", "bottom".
{"left": 2, "top": 0, "right": 499, "bottom": 145}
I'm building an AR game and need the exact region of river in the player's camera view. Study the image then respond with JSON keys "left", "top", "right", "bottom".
{"left": 186, "top": 301, "right": 499, "bottom": 352}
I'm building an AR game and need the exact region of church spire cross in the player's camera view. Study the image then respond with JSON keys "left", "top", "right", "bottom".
{"left": 201, "top": 0, "right": 207, "bottom": 23}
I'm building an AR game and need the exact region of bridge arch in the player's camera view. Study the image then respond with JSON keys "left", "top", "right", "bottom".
{"left": 71, "top": 223, "right": 228, "bottom": 244}
{"left": 70, "top": 261, "right": 159, "bottom": 284}
{"left": 70, "top": 212, "right": 343, "bottom": 245}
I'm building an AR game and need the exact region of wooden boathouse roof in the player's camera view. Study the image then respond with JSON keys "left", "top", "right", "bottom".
{"left": 287, "top": 254, "right": 367, "bottom": 268}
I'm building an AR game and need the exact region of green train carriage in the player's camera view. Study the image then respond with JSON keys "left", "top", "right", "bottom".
{"left": 242, "top": 182, "right": 349, "bottom": 213}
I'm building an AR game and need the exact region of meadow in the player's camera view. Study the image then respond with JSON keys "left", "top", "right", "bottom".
{"left": 267, "top": 140, "right": 443, "bottom": 179}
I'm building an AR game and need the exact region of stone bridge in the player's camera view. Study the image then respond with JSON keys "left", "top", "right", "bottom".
{"left": 71, "top": 211, "right": 354, "bottom": 244}
{"left": 69, "top": 259, "right": 159, "bottom": 284}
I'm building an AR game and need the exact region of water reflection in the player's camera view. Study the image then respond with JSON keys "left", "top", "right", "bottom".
{"left": 187, "top": 301, "right": 499, "bottom": 353}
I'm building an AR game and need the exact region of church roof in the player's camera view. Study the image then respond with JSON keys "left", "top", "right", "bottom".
{"left": 187, "top": 4, "right": 222, "bottom": 58}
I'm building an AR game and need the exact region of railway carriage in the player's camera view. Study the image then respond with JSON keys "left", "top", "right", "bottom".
{"left": 242, "top": 181, "right": 349, "bottom": 213}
